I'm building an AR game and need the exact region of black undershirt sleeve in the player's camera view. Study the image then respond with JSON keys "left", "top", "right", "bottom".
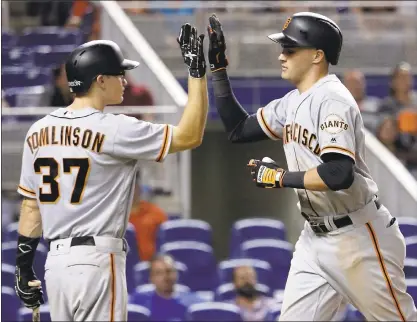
{"left": 212, "top": 70, "right": 268, "bottom": 143}
{"left": 316, "top": 153, "right": 355, "bottom": 191}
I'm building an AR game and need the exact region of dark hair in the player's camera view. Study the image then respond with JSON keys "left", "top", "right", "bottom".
{"left": 389, "top": 61, "right": 411, "bottom": 96}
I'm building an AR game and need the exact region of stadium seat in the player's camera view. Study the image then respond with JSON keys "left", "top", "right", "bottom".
{"left": 214, "top": 282, "right": 271, "bottom": 301}
{"left": 160, "top": 241, "right": 219, "bottom": 292}
{"left": 18, "top": 27, "right": 82, "bottom": 47}
{"left": 32, "top": 45, "right": 75, "bottom": 69}
{"left": 343, "top": 304, "right": 365, "bottom": 321}
{"left": 266, "top": 303, "right": 282, "bottom": 321}
{"left": 229, "top": 218, "right": 287, "bottom": 258}
{"left": 186, "top": 302, "right": 243, "bottom": 321}
{"left": 2, "top": 85, "right": 49, "bottom": 108}
{"left": 127, "top": 304, "right": 150, "bottom": 321}
{"left": 406, "top": 278, "right": 417, "bottom": 302}
{"left": 405, "top": 258, "right": 417, "bottom": 278}
{"left": 2, "top": 31, "right": 17, "bottom": 49}
{"left": 2, "top": 263, "right": 15, "bottom": 288}
{"left": 1, "top": 67, "right": 52, "bottom": 89}
{"left": 398, "top": 217, "right": 417, "bottom": 238}
{"left": 2, "top": 47, "right": 34, "bottom": 67}
{"left": 240, "top": 239, "right": 293, "bottom": 290}
{"left": 19, "top": 305, "right": 52, "bottom": 322}
{"left": 133, "top": 283, "right": 190, "bottom": 295}
{"left": 218, "top": 258, "right": 273, "bottom": 286}
{"left": 405, "top": 236, "right": 417, "bottom": 259}
{"left": 156, "top": 219, "right": 212, "bottom": 250}
{"left": 4, "top": 222, "right": 19, "bottom": 241}
{"left": 2, "top": 286, "right": 20, "bottom": 322}
{"left": 133, "top": 260, "right": 188, "bottom": 286}
{"left": 125, "top": 223, "right": 141, "bottom": 294}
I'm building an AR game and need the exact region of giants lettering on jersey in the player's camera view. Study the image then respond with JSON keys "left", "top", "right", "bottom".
{"left": 26, "top": 126, "right": 105, "bottom": 154}
{"left": 283, "top": 122, "right": 321, "bottom": 155}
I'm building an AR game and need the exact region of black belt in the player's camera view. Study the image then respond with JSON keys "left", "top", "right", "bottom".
{"left": 303, "top": 199, "right": 382, "bottom": 234}
{"left": 47, "top": 236, "right": 127, "bottom": 252}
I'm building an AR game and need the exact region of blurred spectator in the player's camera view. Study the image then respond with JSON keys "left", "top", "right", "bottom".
{"left": 343, "top": 69, "right": 381, "bottom": 132}
{"left": 26, "top": 1, "right": 73, "bottom": 26}
{"left": 66, "top": 1, "right": 100, "bottom": 41}
{"left": 229, "top": 265, "right": 276, "bottom": 321}
{"left": 397, "top": 108, "right": 417, "bottom": 177}
{"left": 123, "top": 81, "right": 155, "bottom": 121}
{"left": 129, "top": 182, "right": 168, "bottom": 261}
{"left": 49, "top": 64, "right": 73, "bottom": 107}
{"left": 379, "top": 62, "right": 417, "bottom": 115}
{"left": 376, "top": 116, "right": 401, "bottom": 155}
{"left": 131, "top": 254, "right": 204, "bottom": 321}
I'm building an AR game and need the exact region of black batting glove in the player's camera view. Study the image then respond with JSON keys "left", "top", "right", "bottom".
{"left": 207, "top": 13, "right": 229, "bottom": 72}
{"left": 15, "top": 266, "right": 44, "bottom": 309}
{"left": 247, "top": 157, "right": 286, "bottom": 188}
{"left": 177, "top": 23, "right": 206, "bottom": 78}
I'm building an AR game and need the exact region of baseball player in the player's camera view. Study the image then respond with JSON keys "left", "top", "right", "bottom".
{"left": 14, "top": 23, "right": 208, "bottom": 321}
{"left": 207, "top": 12, "right": 417, "bottom": 321}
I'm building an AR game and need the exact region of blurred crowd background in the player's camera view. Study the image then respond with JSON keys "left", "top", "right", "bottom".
{"left": 2, "top": 1, "right": 417, "bottom": 321}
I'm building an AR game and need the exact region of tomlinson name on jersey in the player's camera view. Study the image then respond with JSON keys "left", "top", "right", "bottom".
{"left": 26, "top": 126, "right": 105, "bottom": 154}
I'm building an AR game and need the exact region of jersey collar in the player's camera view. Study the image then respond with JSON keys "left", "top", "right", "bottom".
{"left": 49, "top": 107, "right": 102, "bottom": 118}
{"left": 297, "top": 74, "right": 340, "bottom": 99}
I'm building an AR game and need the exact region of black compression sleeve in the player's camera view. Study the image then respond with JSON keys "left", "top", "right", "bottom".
{"left": 16, "top": 234, "right": 40, "bottom": 269}
{"left": 317, "top": 153, "right": 355, "bottom": 191}
{"left": 212, "top": 70, "right": 268, "bottom": 143}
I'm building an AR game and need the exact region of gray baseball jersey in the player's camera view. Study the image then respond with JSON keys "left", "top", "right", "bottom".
{"left": 256, "top": 74, "right": 378, "bottom": 217}
{"left": 17, "top": 107, "right": 173, "bottom": 240}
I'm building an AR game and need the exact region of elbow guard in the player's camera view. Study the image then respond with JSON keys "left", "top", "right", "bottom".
{"left": 317, "top": 157, "right": 355, "bottom": 191}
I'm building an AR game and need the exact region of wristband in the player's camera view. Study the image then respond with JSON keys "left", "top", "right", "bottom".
{"left": 282, "top": 171, "right": 306, "bottom": 189}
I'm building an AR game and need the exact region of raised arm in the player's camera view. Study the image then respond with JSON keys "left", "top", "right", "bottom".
{"left": 207, "top": 14, "right": 269, "bottom": 143}
{"left": 169, "top": 23, "right": 209, "bottom": 153}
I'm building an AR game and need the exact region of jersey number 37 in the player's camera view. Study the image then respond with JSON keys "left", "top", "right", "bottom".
{"left": 34, "top": 157, "right": 90, "bottom": 204}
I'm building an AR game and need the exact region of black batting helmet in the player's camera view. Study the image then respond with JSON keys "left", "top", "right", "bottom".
{"left": 66, "top": 40, "right": 140, "bottom": 94}
{"left": 268, "top": 12, "right": 343, "bottom": 65}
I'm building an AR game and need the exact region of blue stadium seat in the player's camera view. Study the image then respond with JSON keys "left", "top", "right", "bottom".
{"left": 398, "top": 217, "right": 417, "bottom": 238}
{"left": 18, "top": 27, "right": 82, "bottom": 47}
{"left": 133, "top": 283, "right": 190, "bottom": 296}
{"left": 240, "top": 239, "right": 293, "bottom": 291}
{"left": 214, "top": 282, "right": 271, "bottom": 301}
{"left": 160, "top": 241, "right": 219, "bottom": 292}
{"left": 2, "top": 287, "right": 20, "bottom": 322}
{"left": 405, "top": 236, "right": 417, "bottom": 259}
{"left": 265, "top": 303, "right": 282, "bottom": 321}
{"left": 2, "top": 85, "right": 49, "bottom": 108}
{"left": 157, "top": 219, "right": 212, "bottom": 250}
{"left": 230, "top": 218, "right": 287, "bottom": 258}
{"left": 134, "top": 260, "right": 188, "bottom": 287}
{"left": 218, "top": 258, "right": 272, "bottom": 286}
{"left": 126, "top": 223, "right": 141, "bottom": 294}
{"left": 343, "top": 304, "right": 365, "bottom": 321}
{"left": 4, "top": 222, "right": 19, "bottom": 242}
{"left": 32, "top": 45, "right": 75, "bottom": 69}
{"left": 2, "top": 67, "right": 52, "bottom": 89}
{"left": 18, "top": 306, "right": 51, "bottom": 322}
{"left": 407, "top": 278, "right": 417, "bottom": 303}
{"left": 186, "top": 302, "right": 243, "bottom": 321}
{"left": 2, "top": 31, "right": 17, "bottom": 49}
{"left": 2, "top": 263, "right": 15, "bottom": 288}
{"left": 2, "top": 47, "right": 34, "bottom": 67}
{"left": 127, "top": 304, "right": 150, "bottom": 321}
{"left": 405, "top": 258, "right": 417, "bottom": 278}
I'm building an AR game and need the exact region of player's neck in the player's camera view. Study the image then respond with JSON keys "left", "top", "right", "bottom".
{"left": 296, "top": 67, "right": 329, "bottom": 94}
{"left": 68, "top": 96, "right": 106, "bottom": 112}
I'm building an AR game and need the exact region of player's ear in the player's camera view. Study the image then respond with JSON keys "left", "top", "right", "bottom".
{"left": 96, "top": 75, "right": 106, "bottom": 89}
{"left": 312, "top": 49, "right": 325, "bottom": 65}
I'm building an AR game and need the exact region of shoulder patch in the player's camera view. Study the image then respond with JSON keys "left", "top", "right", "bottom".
{"left": 320, "top": 114, "right": 348, "bottom": 134}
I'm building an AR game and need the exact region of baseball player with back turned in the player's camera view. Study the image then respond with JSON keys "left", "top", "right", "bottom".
{"left": 207, "top": 12, "right": 417, "bottom": 321}
{"left": 14, "top": 23, "right": 208, "bottom": 321}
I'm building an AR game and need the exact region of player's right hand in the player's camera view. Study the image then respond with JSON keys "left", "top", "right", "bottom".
{"left": 177, "top": 23, "right": 206, "bottom": 78}
{"left": 14, "top": 266, "right": 44, "bottom": 309}
{"left": 207, "top": 13, "right": 229, "bottom": 72}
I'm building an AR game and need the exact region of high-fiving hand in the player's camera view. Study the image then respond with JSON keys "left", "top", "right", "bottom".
{"left": 207, "top": 13, "right": 229, "bottom": 72}
{"left": 177, "top": 23, "right": 206, "bottom": 78}
{"left": 247, "top": 157, "right": 287, "bottom": 188}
